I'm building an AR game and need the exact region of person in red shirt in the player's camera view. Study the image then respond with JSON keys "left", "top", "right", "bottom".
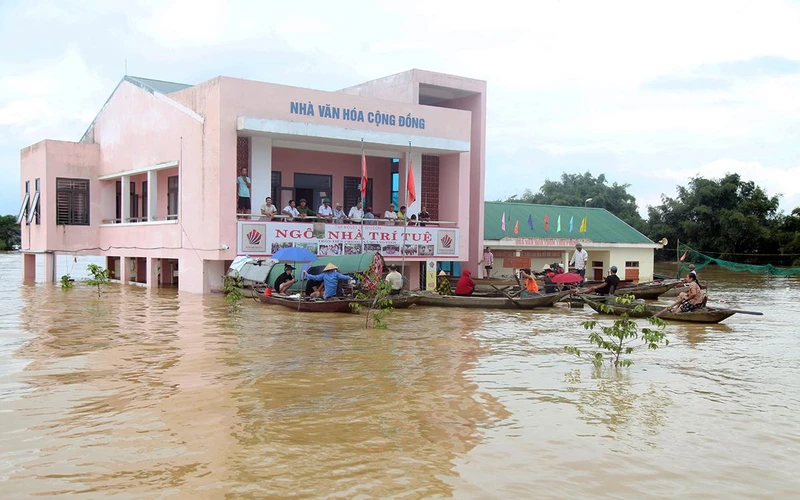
{"left": 454, "top": 269, "right": 476, "bottom": 296}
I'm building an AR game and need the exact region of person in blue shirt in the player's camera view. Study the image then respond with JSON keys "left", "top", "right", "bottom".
{"left": 304, "top": 263, "right": 353, "bottom": 299}
{"left": 236, "top": 167, "right": 251, "bottom": 214}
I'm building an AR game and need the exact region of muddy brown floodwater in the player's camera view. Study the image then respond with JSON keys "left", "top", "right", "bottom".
{"left": 1, "top": 252, "right": 798, "bottom": 498}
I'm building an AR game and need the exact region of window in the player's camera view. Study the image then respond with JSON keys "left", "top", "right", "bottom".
{"left": 592, "top": 261, "right": 604, "bottom": 268}
{"left": 343, "top": 176, "right": 373, "bottom": 211}
{"left": 625, "top": 261, "right": 640, "bottom": 268}
{"left": 34, "top": 178, "right": 40, "bottom": 225}
{"left": 24, "top": 181, "right": 30, "bottom": 226}
{"left": 167, "top": 176, "right": 179, "bottom": 219}
{"left": 271, "top": 171, "right": 281, "bottom": 209}
{"left": 142, "top": 181, "right": 148, "bottom": 220}
{"left": 116, "top": 181, "right": 121, "bottom": 221}
{"left": 56, "top": 178, "right": 90, "bottom": 225}
{"left": 130, "top": 182, "right": 138, "bottom": 220}
{"left": 391, "top": 172, "right": 399, "bottom": 208}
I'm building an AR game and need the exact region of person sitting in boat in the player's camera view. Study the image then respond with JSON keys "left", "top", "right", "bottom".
{"left": 519, "top": 268, "right": 540, "bottom": 296}
{"left": 542, "top": 264, "right": 559, "bottom": 293}
{"left": 273, "top": 264, "right": 296, "bottom": 294}
{"left": 304, "top": 279, "right": 325, "bottom": 299}
{"left": 304, "top": 263, "right": 354, "bottom": 300}
{"left": 436, "top": 270, "right": 452, "bottom": 295}
{"left": 671, "top": 272, "right": 705, "bottom": 312}
{"left": 385, "top": 266, "right": 403, "bottom": 295}
{"left": 454, "top": 269, "right": 476, "bottom": 296}
{"left": 589, "top": 266, "right": 621, "bottom": 295}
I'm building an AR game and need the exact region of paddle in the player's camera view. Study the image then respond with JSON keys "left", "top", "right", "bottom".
{"left": 655, "top": 298, "right": 686, "bottom": 318}
{"left": 497, "top": 287, "right": 523, "bottom": 308}
{"left": 717, "top": 308, "right": 764, "bottom": 316}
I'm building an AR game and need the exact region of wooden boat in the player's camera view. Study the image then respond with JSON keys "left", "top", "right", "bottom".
{"left": 384, "top": 293, "right": 420, "bottom": 309}
{"left": 415, "top": 290, "right": 571, "bottom": 309}
{"left": 583, "top": 297, "right": 737, "bottom": 324}
{"left": 259, "top": 294, "right": 367, "bottom": 313}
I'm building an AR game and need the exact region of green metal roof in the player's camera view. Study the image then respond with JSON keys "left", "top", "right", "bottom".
{"left": 484, "top": 201, "right": 653, "bottom": 244}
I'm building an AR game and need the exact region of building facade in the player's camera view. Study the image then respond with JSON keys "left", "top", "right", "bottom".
{"left": 483, "top": 202, "right": 661, "bottom": 282}
{"left": 18, "top": 71, "right": 487, "bottom": 293}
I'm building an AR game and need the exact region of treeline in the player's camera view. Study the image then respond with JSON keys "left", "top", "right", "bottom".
{"left": 505, "top": 172, "right": 800, "bottom": 266}
{"left": 0, "top": 215, "right": 21, "bottom": 250}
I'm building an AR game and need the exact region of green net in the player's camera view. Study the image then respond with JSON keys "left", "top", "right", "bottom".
{"left": 676, "top": 243, "right": 800, "bottom": 278}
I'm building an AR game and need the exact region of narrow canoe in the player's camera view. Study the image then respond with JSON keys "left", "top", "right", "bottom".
{"left": 383, "top": 294, "right": 420, "bottom": 309}
{"left": 583, "top": 297, "right": 737, "bottom": 324}
{"left": 259, "top": 294, "right": 366, "bottom": 313}
{"left": 615, "top": 281, "right": 677, "bottom": 300}
{"left": 415, "top": 290, "right": 571, "bottom": 309}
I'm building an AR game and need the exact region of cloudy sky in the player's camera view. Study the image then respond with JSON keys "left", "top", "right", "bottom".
{"left": 2, "top": 0, "right": 800, "bottom": 217}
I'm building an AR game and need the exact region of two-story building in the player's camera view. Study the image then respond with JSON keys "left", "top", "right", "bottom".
{"left": 17, "top": 70, "right": 486, "bottom": 293}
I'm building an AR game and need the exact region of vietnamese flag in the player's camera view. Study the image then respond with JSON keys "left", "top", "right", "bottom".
{"left": 406, "top": 160, "right": 416, "bottom": 205}
{"left": 514, "top": 220, "right": 519, "bottom": 234}
{"left": 544, "top": 214, "right": 549, "bottom": 232}
{"left": 360, "top": 150, "right": 368, "bottom": 200}
{"left": 680, "top": 252, "right": 687, "bottom": 261}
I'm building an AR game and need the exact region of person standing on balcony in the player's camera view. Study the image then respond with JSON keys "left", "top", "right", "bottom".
{"left": 332, "top": 202, "right": 347, "bottom": 223}
{"left": 236, "top": 168, "right": 251, "bottom": 215}
{"left": 397, "top": 206, "right": 408, "bottom": 225}
{"left": 260, "top": 196, "right": 277, "bottom": 220}
{"left": 317, "top": 199, "right": 333, "bottom": 221}
{"left": 348, "top": 201, "right": 363, "bottom": 223}
{"left": 383, "top": 204, "right": 398, "bottom": 225}
{"left": 569, "top": 243, "right": 589, "bottom": 282}
{"left": 282, "top": 199, "right": 299, "bottom": 221}
{"left": 296, "top": 199, "right": 316, "bottom": 219}
{"left": 419, "top": 206, "right": 431, "bottom": 226}
{"left": 363, "top": 206, "right": 376, "bottom": 224}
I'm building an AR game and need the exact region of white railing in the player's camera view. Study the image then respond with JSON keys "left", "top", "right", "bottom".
{"left": 101, "top": 215, "right": 178, "bottom": 224}
{"left": 234, "top": 213, "right": 457, "bottom": 226}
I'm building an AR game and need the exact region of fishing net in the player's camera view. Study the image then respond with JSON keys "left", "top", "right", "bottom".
{"left": 676, "top": 243, "right": 800, "bottom": 278}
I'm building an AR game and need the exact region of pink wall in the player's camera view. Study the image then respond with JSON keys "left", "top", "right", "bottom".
{"left": 271, "top": 148, "right": 393, "bottom": 211}
{"left": 439, "top": 152, "right": 471, "bottom": 260}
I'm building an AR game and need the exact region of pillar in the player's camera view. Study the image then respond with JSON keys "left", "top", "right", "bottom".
{"left": 204, "top": 260, "right": 225, "bottom": 294}
{"left": 22, "top": 253, "right": 36, "bottom": 281}
{"left": 147, "top": 257, "right": 160, "bottom": 289}
{"left": 147, "top": 170, "right": 158, "bottom": 221}
{"left": 251, "top": 137, "right": 273, "bottom": 212}
{"left": 121, "top": 175, "right": 131, "bottom": 222}
{"left": 120, "top": 256, "right": 132, "bottom": 284}
{"left": 44, "top": 252, "right": 56, "bottom": 282}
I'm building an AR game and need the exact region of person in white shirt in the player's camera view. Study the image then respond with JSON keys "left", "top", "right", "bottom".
{"left": 317, "top": 199, "right": 333, "bottom": 221}
{"left": 385, "top": 266, "right": 403, "bottom": 294}
{"left": 282, "top": 199, "right": 299, "bottom": 221}
{"left": 383, "top": 204, "right": 398, "bottom": 224}
{"left": 332, "top": 202, "right": 346, "bottom": 223}
{"left": 260, "top": 196, "right": 277, "bottom": 220}
{"left": 348, "top": 201, "right": 363, "bottom": 222}
{"left": 570, "top": 243, "right": 589, "bottom": 282}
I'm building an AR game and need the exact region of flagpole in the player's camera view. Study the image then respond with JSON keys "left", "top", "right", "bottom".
{"left": 360, "top": 138, "right": 365, "bottom": 254}
{"left": 401, "top": 141, "right": 411, "bottom": 290}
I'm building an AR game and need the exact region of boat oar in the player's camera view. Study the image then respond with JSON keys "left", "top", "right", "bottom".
{"left": 654, "top": 298, "right": 686, "bottom": 318}
{"left": 718, "top": 308, "right": 764, "bottom": 316}
{"left": 497, "top": 287, "right": 523, "bottom": 308}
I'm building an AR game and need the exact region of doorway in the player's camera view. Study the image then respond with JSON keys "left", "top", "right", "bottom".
{"left": 294, "top": 173, "right": 332, "bottom": 211}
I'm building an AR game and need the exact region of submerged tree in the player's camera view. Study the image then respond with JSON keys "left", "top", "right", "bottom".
{"left": 0, "top": 215, "right": 21, "bottom": 250}
{"left": 86, "top": 264, "right": 110, "bottom": 296}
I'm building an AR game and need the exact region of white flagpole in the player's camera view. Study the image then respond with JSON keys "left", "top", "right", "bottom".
{"left": 401, "top": 141, "right": 411, "bottom": 290}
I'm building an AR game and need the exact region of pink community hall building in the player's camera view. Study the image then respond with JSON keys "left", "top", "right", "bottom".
{"left": 17, "top": 70, "right": 486, "bottom": 293}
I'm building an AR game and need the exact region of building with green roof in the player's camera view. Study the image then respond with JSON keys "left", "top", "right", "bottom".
{"left": 483, "top": 202, "right": 662, "bottom": 282}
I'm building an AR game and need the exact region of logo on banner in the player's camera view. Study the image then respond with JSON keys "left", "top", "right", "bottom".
{"left": 247, "top": 229, "right": 262, "bottom": 245}
{"left": 436, "top": 229, "right": 456, "bottom": 255}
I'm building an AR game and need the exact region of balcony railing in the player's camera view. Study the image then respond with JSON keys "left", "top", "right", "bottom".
{"left": 234, "top": 213, "right": 457, "bottom": 226}
{"left": 101, "top": 215, "right": 178, "bottom": 225}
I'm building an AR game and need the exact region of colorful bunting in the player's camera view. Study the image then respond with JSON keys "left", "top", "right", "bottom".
{"left": 569, "top": 216, "right": 574, "bottom": 232}
{"left": 557, "top": 215, "right": 562, "bottom": 233}
{"left": 579, "top": 216, "right": 587, "bottom": 233}
{"left": 514, "top": 220, "right": 519, "bottom": 235}
{"left": 544, "top": 214, "right": 549, "bottom": 232}
{"left": 527, "top": 214, "right": 534, "bottom": 230}
{"left": 501, "top": 212, "right": 506, "bottom": 231}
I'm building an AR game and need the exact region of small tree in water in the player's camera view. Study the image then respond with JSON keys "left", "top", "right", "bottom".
{"left": 86, "top": 264, "right": 110, "bottom": 296}
{"left": 60, "top": 274, "right": 74, "bottom": 289}
{"left": 565, "top": 294, "right": 668, "bottom": 368}
{"left": 223, "top": 272, "right": 244, "bottom": 312}
{"left": 352, "top": 269, "right": 394, "bottom": 329}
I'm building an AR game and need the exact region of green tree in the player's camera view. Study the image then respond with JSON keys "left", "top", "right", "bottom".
{"left": 509, "top": 172, "right": 647, "bottom": 232}
{"left": 646, "top": 174, "right": 784, "bottom": 262}
{"left": 0, "top": 215, "right": 21, "bottom": 250}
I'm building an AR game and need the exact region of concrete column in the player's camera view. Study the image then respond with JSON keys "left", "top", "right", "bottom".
{"left": 251, "top": 137, "right": 273, "bottom": 213}
{"left": 120, "top": 256, "right": 131, "bottom": 284}
{"left": 204, "top": 260, "right": 225, "bottom": 294}
{"left": 121, "top": 175, "right": 131, "bottom": 222}
{"left": 44, "top": 252, "right": 56, "bottom": 282}
{"left": 147, "top": 257, "right": 160, "bottom": 289}
{"left": 147, "top": 170, "right": 158, "bottom": 221}
{"left": 22, "top": 253, "right": 36, "bottom": 281}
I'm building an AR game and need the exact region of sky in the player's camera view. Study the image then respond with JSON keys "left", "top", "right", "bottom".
{"left": 2, "top": 0, "right": 800, "bottom": 218}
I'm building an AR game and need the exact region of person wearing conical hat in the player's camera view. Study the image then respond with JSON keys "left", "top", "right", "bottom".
{"left": 435, "top": 270, "right": 452, "bottom": 295}
{"left": 304, "top": 262, "right": 354, "bottom": 299}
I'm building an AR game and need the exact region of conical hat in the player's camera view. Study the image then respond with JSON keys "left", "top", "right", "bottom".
{"left": 323, "top": 263, "right": 339, "bottom": 272}
{"left": 438, "top": 270, "right": 447, "bottom": 276}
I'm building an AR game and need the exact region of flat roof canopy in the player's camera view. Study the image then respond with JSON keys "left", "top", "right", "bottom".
{"left": 237, "top": 117, "right": 470, "bottom": 157}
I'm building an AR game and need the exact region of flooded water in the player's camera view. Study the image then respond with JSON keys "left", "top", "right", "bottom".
{"left": 1, "top": 251, "right": 799, "bottom": 498}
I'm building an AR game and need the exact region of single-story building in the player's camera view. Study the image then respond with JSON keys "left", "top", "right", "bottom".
{"left": 483, "top": 201, "right": 661, "bottom": 282}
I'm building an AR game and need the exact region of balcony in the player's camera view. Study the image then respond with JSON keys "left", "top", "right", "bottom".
{"left": 235, "top": 214, "right": 460, "bottom": 260}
